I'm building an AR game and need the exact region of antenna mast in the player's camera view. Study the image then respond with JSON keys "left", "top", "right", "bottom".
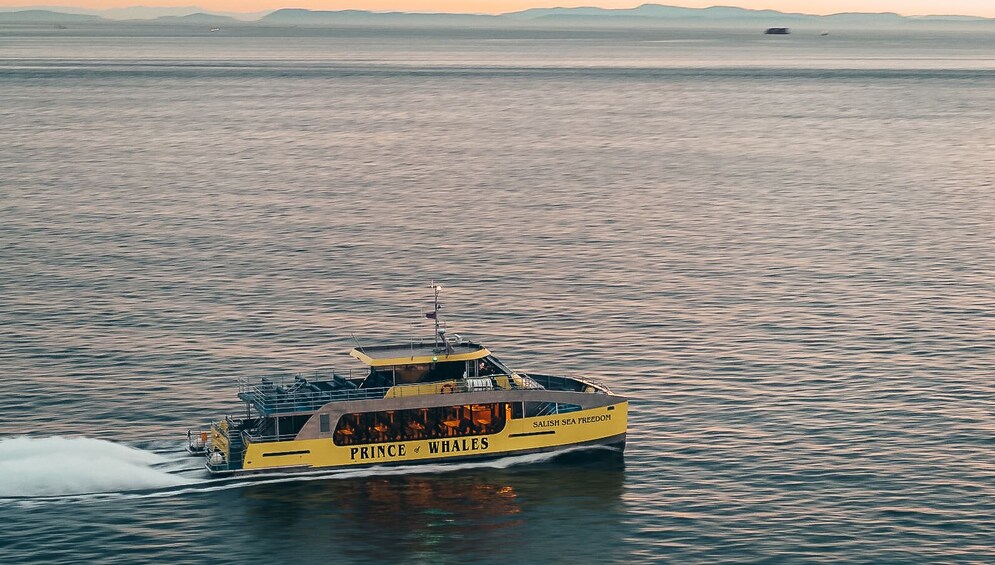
{"left": 431, "top": 281, "right": 443, "bottom": 350}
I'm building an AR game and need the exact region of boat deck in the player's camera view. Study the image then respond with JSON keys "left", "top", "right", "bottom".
{"left": 236, "top": 371, "right": 571, "bottom": 417}
{"left": 237, "top": 371, "right": 372, "bottom": 416}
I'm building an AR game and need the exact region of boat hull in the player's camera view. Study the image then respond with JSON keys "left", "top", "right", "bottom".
{"left": 211, "top": 401, "right": 627, "bottom": 477}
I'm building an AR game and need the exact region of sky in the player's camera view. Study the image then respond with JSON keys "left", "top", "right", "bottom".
{"left": 4, "top": 0, "right": 995, "bottom": 17}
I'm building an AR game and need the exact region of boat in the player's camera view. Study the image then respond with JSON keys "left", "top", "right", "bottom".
{"left": 189, "top": 283, "right": 628, "bottom": 476}
{"left": 765, "top": 27, "right": 790, "bottom": 35}
{"left": 186, "top": 429, "right": 208, "bottom": 454}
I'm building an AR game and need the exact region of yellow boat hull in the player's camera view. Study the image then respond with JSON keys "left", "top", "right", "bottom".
{"left": 230, "top": 401, "right": 627, "bottom": 475}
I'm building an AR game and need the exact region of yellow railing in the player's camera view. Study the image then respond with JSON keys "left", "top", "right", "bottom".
{"left": 210, "top": 420, "right": 230, "bottom": 455}
{"left": 384, "top": 381, "right": 457, "bottom": 398}
{"left": 382, "top": 374, "right": 527, "bottom": 398}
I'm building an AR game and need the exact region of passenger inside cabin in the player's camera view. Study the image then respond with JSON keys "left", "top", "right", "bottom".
{"left": 478, "top": 358, "right": 502, "bottom": 377}
{"left": 332, "top": 404, "right": 508, "bottom": 446}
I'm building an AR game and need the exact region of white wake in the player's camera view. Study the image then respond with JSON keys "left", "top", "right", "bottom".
{"left": 0, "top": 436, "right": 616, "bottom": 502}
{"left": 0, "top": 436, "right": 196, "bottom": 497}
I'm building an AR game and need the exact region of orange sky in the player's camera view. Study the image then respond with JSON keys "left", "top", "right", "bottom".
{"left": 5, "top": 0, "right": 995, "bottom": 17}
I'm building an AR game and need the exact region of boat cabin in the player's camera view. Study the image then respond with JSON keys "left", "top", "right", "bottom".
{"left": 351, "top": 342, "right": 516, "bottom": 389}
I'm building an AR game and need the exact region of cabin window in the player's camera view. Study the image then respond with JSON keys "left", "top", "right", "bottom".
{"left": 557, "top": 403, "right": 582, "bottom": 414}
{"left": 524, "top": 401, "right": 557, "bottom": 418}
{"left": 333, "top": 403, "right": 509, "bottom": 446}
{"left": 364, "top": 369, "right": 395, "bottom": 389}
{"left": 257, "top": 414, "right": 310, "bottom": 440}
{"left": 511, "top": 402, "right": 524, "bottom": 419}
{"left": 423, "top": 362, "right": 466, "bottom": 383}
{"left": 373, "top": 361, "right": 466, "bottom": 387}
{"left": 393, "top": 364, "right": 428, "bottom": 384}
{"left": 319, "top": 414, "right": 330, "bottom": 433}
{"left": 477, "top": 357, "right": 504, "bottom": 377}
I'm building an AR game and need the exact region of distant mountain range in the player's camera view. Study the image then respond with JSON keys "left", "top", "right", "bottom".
{"left": 152, "top": 12, "right": 234, "bottom": 24}
{"left": 0, "top": 5, "right": 264, "bottom": 21}
{"left": 260, "top": 8, "right": 498, "bottom": 26}
{"left": 2, "top": 3, "right": 994, "bottom": 28}
{"left": 506, "top": 5, "right": 796, "bottom": 20}
{"left": 1, "top": 8, "right": 102, "bottom": 22}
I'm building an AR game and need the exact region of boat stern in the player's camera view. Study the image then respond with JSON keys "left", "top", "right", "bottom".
{"left": 203, "top": 417, "right": 244, "bottom": 475}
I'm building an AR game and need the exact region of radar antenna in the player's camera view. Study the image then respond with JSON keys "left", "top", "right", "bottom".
{"left": 429, "top": 281, "right": 443, "bottom": 350}
{"left": 426, "top": 281, "right": 457, "bottom": 353}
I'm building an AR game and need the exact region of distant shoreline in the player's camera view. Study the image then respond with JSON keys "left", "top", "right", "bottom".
{"left": 2, "top": 4, "right": 994, "bottom": 31}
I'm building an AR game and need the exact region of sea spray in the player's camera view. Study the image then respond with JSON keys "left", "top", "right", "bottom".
{"left": 1, "top": 437, "right": 613, "bottom": 502}
{"left": 0, "top": 436, "right": 195, "bottom": 497}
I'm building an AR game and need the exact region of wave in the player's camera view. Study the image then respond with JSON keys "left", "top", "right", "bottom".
{"left": 0, "top": 436, "right": 196, "bottom": 497}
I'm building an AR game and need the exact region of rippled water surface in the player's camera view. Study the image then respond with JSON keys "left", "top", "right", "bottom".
{"left": 2, "top": 25, "right": 994, "bottom": 563}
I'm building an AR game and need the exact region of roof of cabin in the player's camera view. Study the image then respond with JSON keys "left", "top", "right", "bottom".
{"left": 349, "top": 342, "right": 490, "bottom": 367}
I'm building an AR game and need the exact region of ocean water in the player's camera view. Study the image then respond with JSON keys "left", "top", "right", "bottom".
{"left": 1, "top": 24, "right": 994, "bottom": 563}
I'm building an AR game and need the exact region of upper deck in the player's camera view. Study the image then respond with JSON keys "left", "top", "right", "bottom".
{"left": 349, "top": 342, "right": 490, "bottom": 367}
{"left": 235, "top": 335, "right": 615, "bottom": 417}
{"left": 236, "top": 370, "right": 611, "bottom": 417}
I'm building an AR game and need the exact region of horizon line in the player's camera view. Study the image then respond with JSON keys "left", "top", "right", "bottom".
{"left": 3, "top": 2, "right": 995, "bottom": 19}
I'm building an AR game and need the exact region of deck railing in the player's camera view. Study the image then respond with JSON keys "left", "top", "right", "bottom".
{"left": 236, "top": 369, "right": 373, "bottom": 415}
{"left": 205, "top": 417, "right": 242, "bottom": 473}
{"left": 235, "top": 371, "right": 551, "bottom": 416}
{"left": 519, "top": 373, "right": 612, "bottom": 394}
{"left": 241, "top": 430, "right": 300, "bottom": 444}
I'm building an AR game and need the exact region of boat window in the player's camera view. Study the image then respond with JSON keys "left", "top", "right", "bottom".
{"left": 394, "top": 364, "right": 429, "bottom": 384}
{"left": 319, "top": 414, "right": 330, "bottom": 433}
{"left": 333, "top": 403, "right": 509, "bottom": 446}
{"left": 524, "top": 401, "right": 557, "bottom": 418}
{"left": 422, "top": 362, "right": 466, "bottom": 383}
{"left": 481, "top": 356, "right": 512, "bottom": 376}
{"left": 476, "top": 357, "right": 502, "bottom": 377}
{"left": 381, "top": 361, "right": 466, "bottom": 386}
{"left": 557, "top": 403, "right": 582, "bottom": 414}
{"left": 362, "top": 369, "right": 394, "bottom": 389}
{"left": 256, "top": 414, "right": 310, "bottom": 440}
